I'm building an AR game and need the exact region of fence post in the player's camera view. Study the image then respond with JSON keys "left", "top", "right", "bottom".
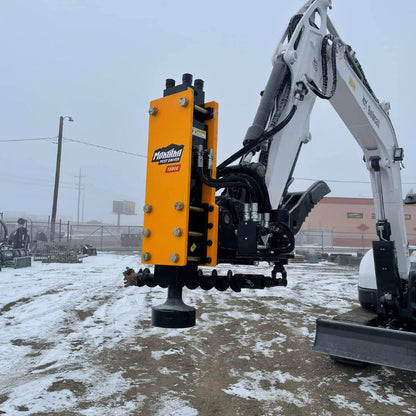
{"left": 321, "top": 230, "right": 324, "bottom": 254}
{"left": 58, "top": 220, "right": 62, "bottom": 242}
{"left": 67, "top": 221, "right": 70, "bottom": 245}
{"left": 100, "top": 225, "right": 104, "bottom": 250}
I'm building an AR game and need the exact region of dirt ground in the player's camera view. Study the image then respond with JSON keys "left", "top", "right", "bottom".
{"left": 1, "top": 255, "right": 416, "bottom": 415}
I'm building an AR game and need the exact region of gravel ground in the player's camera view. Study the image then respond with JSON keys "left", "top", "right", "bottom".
{"left": 0, "top": 253, "right": 415, "bottom": 415}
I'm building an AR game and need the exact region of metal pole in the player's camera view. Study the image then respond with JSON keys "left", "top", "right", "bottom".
{"left": 100, "top": 225, "right": 104, "bottom": 250}
{"left": 77, "top": 168, "right": 82, "bottom": 225}
{"left": 50, "top": 116, "right": 64, "bottom": 242}
{"left": 59, "top": 219, "right": 62, "bottom": 242}
{"left": 82, "top": 191, "right": 85, "bottom": 222}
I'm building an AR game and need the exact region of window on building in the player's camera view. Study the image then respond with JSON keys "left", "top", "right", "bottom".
{"left": 371, "top": 213, "right": 376, "bottom": 219}
{"left": 347, "top": 212, "right": 363, "bottom": 219}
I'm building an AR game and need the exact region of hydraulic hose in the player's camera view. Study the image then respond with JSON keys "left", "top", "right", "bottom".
{"left": 225, "top": 172, "right": 264, "bottom": 210}
{"left": 306, "top": 34, "right": 338, "bottom": 100}
{"left": 271, "top": 221, "right": 295, "bottom": 254}
{"left": 217, "top": 104, "right": 297, "bottom": 171}
{"left": 219, "top": 166, "right": 271, "bottom": 212}
{"left": 197, "top": 167, "right": 257, "bottom": 202}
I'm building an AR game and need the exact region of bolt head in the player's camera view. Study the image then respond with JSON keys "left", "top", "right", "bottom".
{"left": 179, "top": 97, "right": 189, "bottom": 107}
{"left": 142, "top": 252, "right": 151, "bottom": 261}
{"left": 143, "top": 204, "right": 152, "bottom": 213}
{"left": 173, "top": 227, "right": 183, "bottom": 237}
{"left": 142, "top": 228, "right": 151, "bottom": 238}
{"left": 174, "top": 201, "right": 184, "bottom": 211}
{"left": 148, "top": 106, "right": 158, "bottom": 115}
{"left": 170, "top": 253, "right": 179, "bottom": 263}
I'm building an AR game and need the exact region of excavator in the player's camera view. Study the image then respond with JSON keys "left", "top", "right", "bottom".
{"left": 127, "top": 0, "right": 416, "bottom": 372}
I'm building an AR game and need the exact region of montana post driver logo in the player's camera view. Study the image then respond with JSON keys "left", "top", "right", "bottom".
{"left": 152, "top": 144, "right": 184, "bottom": 165}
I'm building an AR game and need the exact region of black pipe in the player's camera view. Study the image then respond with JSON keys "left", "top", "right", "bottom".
{"left": 243, "top": 57, "right": 290, "bottom": 145}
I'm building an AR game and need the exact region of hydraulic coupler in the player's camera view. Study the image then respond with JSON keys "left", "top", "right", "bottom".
{"left": 141, "top": 74, "right": 219, "bottom": 328}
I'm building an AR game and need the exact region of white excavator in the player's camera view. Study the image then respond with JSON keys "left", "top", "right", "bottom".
{"left": 127, "top": 0, "right": 416, "bottom": 371}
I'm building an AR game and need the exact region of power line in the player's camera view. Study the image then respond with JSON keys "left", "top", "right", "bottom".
{"left": 63, "top": 136, "right": 146, "bottom": 158}
{"left": 0, "top": 172, "right": 83, "bottom": 189}
{"left": 0, "top": 135, "right": 147, "bottom": 158}
{"left": 0, "top": 137, "right": 56, "bottom": 142}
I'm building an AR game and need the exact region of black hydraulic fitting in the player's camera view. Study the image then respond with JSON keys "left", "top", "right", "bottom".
{"left": 194, "top": 79, "right": 204, "bottom": 91}
{"left": 182, "top": 73, "right": 193, "bottom": 86}
{"left": 165, "top": 78, "right": 175, "bottom": 88}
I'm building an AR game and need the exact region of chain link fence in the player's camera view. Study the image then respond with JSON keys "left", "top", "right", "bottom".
{"left": 2, "top": 220, "right": 143, "bottom": 251}
{"left": 296, "top": 229, "right": 416, "bottom": 253}
{"left": 4, "top": 218, "right": 416, "bottom": 254}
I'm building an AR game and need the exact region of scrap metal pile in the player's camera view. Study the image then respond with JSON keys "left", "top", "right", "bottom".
{"left": 33, "top": 242, "right": 97, "bottom": 264}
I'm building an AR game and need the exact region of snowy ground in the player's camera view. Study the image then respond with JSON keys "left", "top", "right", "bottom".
{"left": 1, "top": 253, "right": 416, "bottom": 415}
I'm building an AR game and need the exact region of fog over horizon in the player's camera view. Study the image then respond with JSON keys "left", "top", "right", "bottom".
{"left": 1, "top": 0, "right": 415, "bottom": 225}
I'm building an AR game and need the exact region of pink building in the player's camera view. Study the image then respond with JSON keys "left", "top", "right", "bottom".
{"left": 301, "top": 197, "right": 416, "bottom": 247}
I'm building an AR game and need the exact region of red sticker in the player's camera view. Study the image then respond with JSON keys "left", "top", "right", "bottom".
{"left": 165, "top": 164, "right": 181, "bottom": 173}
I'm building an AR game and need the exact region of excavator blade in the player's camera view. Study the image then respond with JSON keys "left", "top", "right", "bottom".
{"left": 314, "top": 311, "right": 416, "bottom": 372}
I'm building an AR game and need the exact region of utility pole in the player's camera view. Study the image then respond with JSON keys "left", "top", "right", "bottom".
{"left": 75, "top": 168, "right": 86, "bottom": 225}
{"left": 50, "top": 115, "right": 73, "bottom": 242}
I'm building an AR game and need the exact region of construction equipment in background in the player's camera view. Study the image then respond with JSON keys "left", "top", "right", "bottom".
{"left": 127, "top": 0, "right": 416, "bottom": 371}
{"left": 0, "top": 216, "right": 31, "bottom": 269}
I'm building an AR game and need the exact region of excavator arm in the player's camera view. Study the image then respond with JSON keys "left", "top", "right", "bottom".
{"left": 130, "top": 0, "right": 416, "bottom": 371}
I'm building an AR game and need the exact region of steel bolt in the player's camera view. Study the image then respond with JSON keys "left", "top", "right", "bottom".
{"left": 142, "top": 228, "right": 151, "bottom": 238}
{"left": 173, "top": 227, "right": 183, "bottom": 237}
{"left": 148, "top": 106, "right": 158, "bottom": 115}
{"left": 142, "top": 252, "right": 151, "bottom": 261}
{"left": 179, "top": 97, "right": 189, "bottom": 107}
{"left": 143, "top": 204, "right": 152, "bottom": 213}
{"left": 170, "top": 253, "right": 179, "bottom": 263}
{"left": 174, "top": 201, "right": 184, "bottom": 211}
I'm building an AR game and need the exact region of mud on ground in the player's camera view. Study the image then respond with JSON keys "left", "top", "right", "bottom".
{"left": 0, "top": 255, "right": 415, "bottom": 415}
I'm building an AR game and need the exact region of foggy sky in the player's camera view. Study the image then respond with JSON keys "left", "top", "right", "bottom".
{"left": 1, "top": 0, "right": 415, "bottom": 225}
